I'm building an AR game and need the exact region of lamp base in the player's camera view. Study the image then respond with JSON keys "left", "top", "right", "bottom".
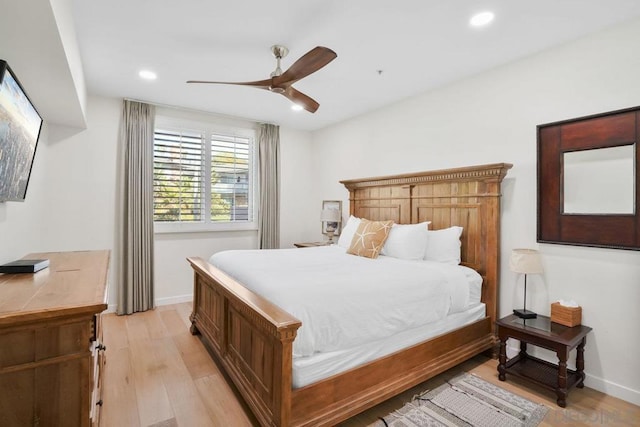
{"left": 513, "top": 308, "right": 537, "bottom": 319}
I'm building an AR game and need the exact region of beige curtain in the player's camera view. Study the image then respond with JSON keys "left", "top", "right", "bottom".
{"left": 258, "top": 123, "right": 280, "bottom": 249}
{"left": 117, "top": 100, "right": 155, "bottom": 315}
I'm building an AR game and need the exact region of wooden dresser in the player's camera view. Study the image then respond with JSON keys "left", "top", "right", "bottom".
{"left": 0, "top": 250, "right": 110, "bottom": 427}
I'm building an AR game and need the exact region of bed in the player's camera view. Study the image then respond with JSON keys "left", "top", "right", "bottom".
{"left": 187, "top": 162, "right": 512, "bottom": 426}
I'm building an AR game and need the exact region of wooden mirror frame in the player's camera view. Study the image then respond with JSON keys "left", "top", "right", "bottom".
{"left": 537, "top": 106, "right": 640, "bottom": 250}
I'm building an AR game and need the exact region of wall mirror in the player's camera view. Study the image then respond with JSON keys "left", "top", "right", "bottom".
{"left": 538, "top": 106, "right": 640, "bottom": 250}
{"left": 563, "top": 145, "right": 635, "bottom": 214}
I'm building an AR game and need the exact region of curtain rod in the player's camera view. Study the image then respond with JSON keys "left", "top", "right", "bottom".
{"left": 123, "top": 97, "right": 278, "bottom": 127}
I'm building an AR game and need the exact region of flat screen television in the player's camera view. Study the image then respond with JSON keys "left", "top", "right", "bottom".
{"left": 0, "top": 59, "right": 43, "bottom": 202}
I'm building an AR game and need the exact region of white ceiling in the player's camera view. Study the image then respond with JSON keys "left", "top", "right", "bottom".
{"left": 72, "top": 1, "right": 640, "bottom": 131}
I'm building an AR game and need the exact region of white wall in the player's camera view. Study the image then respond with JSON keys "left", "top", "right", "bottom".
{"left": 49, "top": 0, "right": 87, "bottom": 119}
{"left": 309, "top": 18, "right": 640, "bottom": 404}
{"left": 280, "top": 127, "right": 317, "bottom": 246}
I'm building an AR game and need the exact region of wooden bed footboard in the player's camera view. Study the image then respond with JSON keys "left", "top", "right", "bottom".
{"left": 290, "top": 318, "right": 494, "bottom": 427}
{"left": 188, "top": 257, "right": 301, "bottom": 427}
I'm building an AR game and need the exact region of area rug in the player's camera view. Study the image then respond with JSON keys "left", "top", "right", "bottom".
{"left": 370, "top": 373, "right": 548, "bottom": 427}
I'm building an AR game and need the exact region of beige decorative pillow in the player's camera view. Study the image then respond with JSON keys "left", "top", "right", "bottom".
{"left": 347, "top": 219, "right": 394, "bottom": 259}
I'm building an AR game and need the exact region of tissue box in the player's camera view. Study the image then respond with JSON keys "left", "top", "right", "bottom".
{"left": 551, "top": 302, "right": 582, "bottom": 327}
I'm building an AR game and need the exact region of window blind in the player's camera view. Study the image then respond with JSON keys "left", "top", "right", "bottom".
{"left": 153, "top": 129, "right": 204, "bottom": 222}
{"left": 211, "top": 133, "right": 252, "bottom": 222}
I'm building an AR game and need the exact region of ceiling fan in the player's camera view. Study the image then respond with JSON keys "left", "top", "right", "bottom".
{"left": 187, "top": 45, "right": 337, "bottom": 113}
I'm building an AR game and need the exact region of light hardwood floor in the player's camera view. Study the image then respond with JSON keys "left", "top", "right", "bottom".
{"left": 101, "top": 303, "right": 640, "bottom": 427}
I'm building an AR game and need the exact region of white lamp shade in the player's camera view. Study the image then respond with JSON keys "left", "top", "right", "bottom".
{"left": 509, "top": 249, "right": 543, "bottom": 274}
{"left": 320, "top": 208, "right": 341, "bottom": 222}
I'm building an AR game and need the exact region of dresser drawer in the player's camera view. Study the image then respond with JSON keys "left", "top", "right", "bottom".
{"left": 0, "top": 320, "right": 91, "bottom": 369}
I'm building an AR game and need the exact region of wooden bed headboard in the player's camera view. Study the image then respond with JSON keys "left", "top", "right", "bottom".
{"left": 340, "top": 163, "right": 512, "bottom": 330}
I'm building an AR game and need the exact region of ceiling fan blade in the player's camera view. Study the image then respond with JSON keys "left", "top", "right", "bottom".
{"left": 274, "top": 46, "right": 337, "bottom": 86}
{"left": 186, "top": 79, "right": 272, "bottom": 90}
{"left": 282, "top": 87, "right": 320, "bottom": 113}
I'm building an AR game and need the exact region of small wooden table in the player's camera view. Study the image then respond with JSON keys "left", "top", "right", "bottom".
{"left": 496, "top": 314, "right": 592, "bottom": 408}
{"left": 293, "top": 241, "right": 333, "bottom": 248}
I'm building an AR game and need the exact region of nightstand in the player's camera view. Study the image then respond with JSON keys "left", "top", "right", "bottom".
{"left": 293, "top": 241, "right": 333, "bottom": 248}
{"left": 496, "top": 313, "right": 592, "bottom": 408}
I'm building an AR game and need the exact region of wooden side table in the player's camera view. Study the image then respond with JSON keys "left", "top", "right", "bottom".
{"left": 496, "top": 314, "right": 592, "bottom": 408}
{"left": 293, "top": 241, "right": 333, "bottom": 248}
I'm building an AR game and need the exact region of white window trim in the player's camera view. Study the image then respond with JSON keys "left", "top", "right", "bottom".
{"left": 153, "top": 114, "right": 259, "bottom": 234}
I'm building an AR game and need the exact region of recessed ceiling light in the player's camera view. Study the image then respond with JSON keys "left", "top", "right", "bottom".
{"left": 291, "top": 104, "right": 304, "bottom": 111}
{"left": 138, "top": 70, "right": 157, "bottom": 80}
{"left": 470, "top": 11, "right": 494, "bottom": 27}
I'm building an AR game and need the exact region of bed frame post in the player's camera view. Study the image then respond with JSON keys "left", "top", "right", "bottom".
{"left": 483, "top": 170, "right": 508, "bottom": 337}
{"left": 187, "top": 257, "right": 301, "bottom": 427}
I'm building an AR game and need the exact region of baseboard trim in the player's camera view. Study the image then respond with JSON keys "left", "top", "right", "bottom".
{"left": 155, "top": 294, "right": 194, "bottom": 306}
{"left": 586, "top": 373, "right": 640, "bottom": 406}
{"left": 105, "top": 294, "right": 193, "bottom": 314}
{"left": 507, "top": 344, "right": 640, "bottom": 406}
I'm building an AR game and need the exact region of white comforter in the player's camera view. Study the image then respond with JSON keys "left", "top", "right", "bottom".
{"left": 209, "top": 245, "right": 473, "bottom": 358}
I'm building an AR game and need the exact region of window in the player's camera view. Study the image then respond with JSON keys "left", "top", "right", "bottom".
{"left": 153, "top": 117, "right": 257, "bottom": 233}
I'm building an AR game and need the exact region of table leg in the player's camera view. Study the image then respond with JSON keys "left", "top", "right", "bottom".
{"left": 576, "top": 337, "right": 586, "bottom": 388}
{"left": 519, "top": 340, "right": 528, "bottom": 360}
{"left": 556, "top": 347, "right": 569, "bottom": 408}
{"left": 498, "top": 337, "right": 507, "bottom": 381}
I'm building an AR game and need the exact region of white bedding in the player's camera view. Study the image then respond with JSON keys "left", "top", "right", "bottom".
{"left": 292, "top": 303, "right": 486, "bottom": 388}
{"left": 209, "top": 245, "right": 482, "bottom": 358}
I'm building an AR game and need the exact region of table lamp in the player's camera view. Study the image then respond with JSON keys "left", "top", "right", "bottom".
{"left": 320, "top": 209, "right": 341, "bottom": 243}
{"left": 510, "top": 248, "right": 544, "bottom": 319}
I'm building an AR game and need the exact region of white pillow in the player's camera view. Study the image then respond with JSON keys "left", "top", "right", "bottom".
{"left": 337, "top": 215, "right": 361, "bottom": 248}
{"left": 381, "top": 222, "right": 431, "bottom": 260}
{"left": 424, "top": 226, "right": 463, "bottom": 265}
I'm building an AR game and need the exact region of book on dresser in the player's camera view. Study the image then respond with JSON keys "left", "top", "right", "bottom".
{"left": 0, "top": 258, "right": 50, "bottom": 273}
{"left": 0, "top": 250, "right": 110, "bottom": 427}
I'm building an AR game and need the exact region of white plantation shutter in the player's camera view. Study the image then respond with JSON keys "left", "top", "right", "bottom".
{"left": 211, "top": 133, "right": 252, "bottom": 222}
{"left": 153, "top": 129, "right": 204, "bottom": 222}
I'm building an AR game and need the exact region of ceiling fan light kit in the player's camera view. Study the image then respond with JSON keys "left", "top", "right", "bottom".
{"left": 187, "top": 45, "right": 337, "bottom": 113}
